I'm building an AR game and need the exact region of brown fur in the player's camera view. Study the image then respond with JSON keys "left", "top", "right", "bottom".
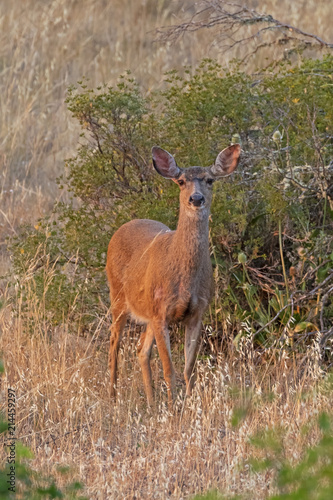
{"left": 106, "top": 144, "right": 241, "bottom": 405}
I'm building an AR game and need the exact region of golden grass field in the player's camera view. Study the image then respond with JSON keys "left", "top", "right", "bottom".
{"left": 1, "top": 1, "right": 333, "bottom": 498}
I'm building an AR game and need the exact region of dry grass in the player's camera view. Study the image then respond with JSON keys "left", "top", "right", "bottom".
{"left": 1, "top": 265, "right": 332, "bottom": 498}
{"left": 0, "top": 0, "right": 201, "bottom": 268}
{"left": 1, "top": 0, "right": 333, "bottom": 498}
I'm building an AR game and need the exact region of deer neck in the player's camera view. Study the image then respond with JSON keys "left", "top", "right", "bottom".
{"left": 170, "top": 205, "right": 210, "bottom": 265}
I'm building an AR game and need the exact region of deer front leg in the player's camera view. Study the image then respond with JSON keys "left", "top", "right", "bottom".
{"left": 153, "top": 322, "right": 176, "bottom": 406}
{"left": 137, "top": 324, "right": 155, "bottom": 405}
{"left": 184, "top": 315, "right": 203, "bottom": 396}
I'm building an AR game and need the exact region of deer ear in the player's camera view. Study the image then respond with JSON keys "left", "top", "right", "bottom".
{"left": 152, "top": 147, "right": 181, "bottom": 179}
{"left": 210, "top": 144, "right": 241, "bottom": 178}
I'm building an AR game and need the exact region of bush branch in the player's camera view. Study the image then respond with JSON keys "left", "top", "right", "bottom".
{"left": 156, "top": 1, "right": 333, "bottom": 58}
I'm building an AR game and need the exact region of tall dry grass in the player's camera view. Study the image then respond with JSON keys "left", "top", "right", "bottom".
{"left": 1, "top": 1, "right": 333, "bottom": 497}
{"left": 0, "top": 0, "right": 201, "bottom": 272}
{"left": 1, "top": 260, "right": 332, "bottom": 498}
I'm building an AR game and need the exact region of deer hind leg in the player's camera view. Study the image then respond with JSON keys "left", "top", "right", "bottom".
{"left": 184, "top": 315, "right": 203, "bottom": 396}
{"left": 137, "top": 324, "right": 155, "bottom": 405}
{"left": 153, "top": 322, "right": 176, "bottom": 406}
{"left": 109, "top": 304, "right": 127, "bottom": 399}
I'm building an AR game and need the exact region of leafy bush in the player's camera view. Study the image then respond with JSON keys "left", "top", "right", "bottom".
{"left": 8, "top": 57, "right": 333, "bottom": 349}
{"left": 250, "top": 412, "right": 333, "bottom": 499}
{"left": 0, "top": 440, "right": 86, "bottom": 500}
{"left": 196, "top": 410, "right": 333, "bottom": 500}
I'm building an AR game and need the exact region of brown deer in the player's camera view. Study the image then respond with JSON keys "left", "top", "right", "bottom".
{"left": 106, "top": 144, "right": 241, "bottom": 405}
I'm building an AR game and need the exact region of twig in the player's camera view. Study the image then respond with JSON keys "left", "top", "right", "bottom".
{"left": 320, "top": 287, "right": 333, "bottom": 332}
{"left": 0, "top": 209, "right": 18, "bottom": 235}
{"left": 320, "top": 326, "right": 333, "bottom": 348}
{"left": 156, "top": 1, "right": 333, "bottom": 59}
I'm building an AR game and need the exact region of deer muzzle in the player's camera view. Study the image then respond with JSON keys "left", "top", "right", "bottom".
{"left": 189, "top": 193, "right": 205, "bottom": 207}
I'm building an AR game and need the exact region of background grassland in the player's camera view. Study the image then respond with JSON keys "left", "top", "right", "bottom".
{"left": 0, "top": 1, "right": 333, "bottom": 498}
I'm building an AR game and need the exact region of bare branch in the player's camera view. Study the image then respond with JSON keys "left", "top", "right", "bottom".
{"left": 156, "top": 1, "right": 333, "bottom": 60}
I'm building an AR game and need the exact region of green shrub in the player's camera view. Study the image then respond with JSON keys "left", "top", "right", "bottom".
{"left": 0, "top": 440, "right": 87, "bottom": 499}
{"left": 196, "top": 411, "right": 333, "bottom": 500}
{"left": 250, "top": 412, "right": 333, "bottom": 499}
{"left": 8, "top": 57, "right": 333, "bottom": 347}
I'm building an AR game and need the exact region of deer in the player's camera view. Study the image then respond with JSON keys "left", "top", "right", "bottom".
{"left": 106, "top": 143, "right": 241, "bottom": 406}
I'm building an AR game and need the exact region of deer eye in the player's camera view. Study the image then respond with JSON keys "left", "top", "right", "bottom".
{"left": 177, "top": 179, "right": 185, "bottom": 186}
{"left": 206, "top": 178, "right": 214, "bottom": 186}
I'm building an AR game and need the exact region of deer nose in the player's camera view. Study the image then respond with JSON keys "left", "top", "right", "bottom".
{"left": 189, "top": 193, "right": 205, "bottom": 207}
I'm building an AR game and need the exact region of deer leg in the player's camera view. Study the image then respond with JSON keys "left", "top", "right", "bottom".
{"left": 109, "top": 308, "right": 127, "bottom": 399}
{"left": 154, "top": 323, "right": 176, "bottom": 406}
{"left": 137, "top": 324, "right": 155, "bottom": 405}
{"left": 184, "top": 316, "right": 202, "bottom": 396}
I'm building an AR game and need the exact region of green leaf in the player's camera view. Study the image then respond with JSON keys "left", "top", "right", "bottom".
{"left": 318, "top": 412, "right": 331, "bottom": 433}
{"left": 16, "top": 442, "right": 34, "bottom": 460}
{"left": 294, "top": 322, "right": 318, "bottom": 333}
{"left": 0, "top": 419, "right": 8, "bottom": 433}
{"left": 231, "top": 406, "right": 248, "bottom": 427}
